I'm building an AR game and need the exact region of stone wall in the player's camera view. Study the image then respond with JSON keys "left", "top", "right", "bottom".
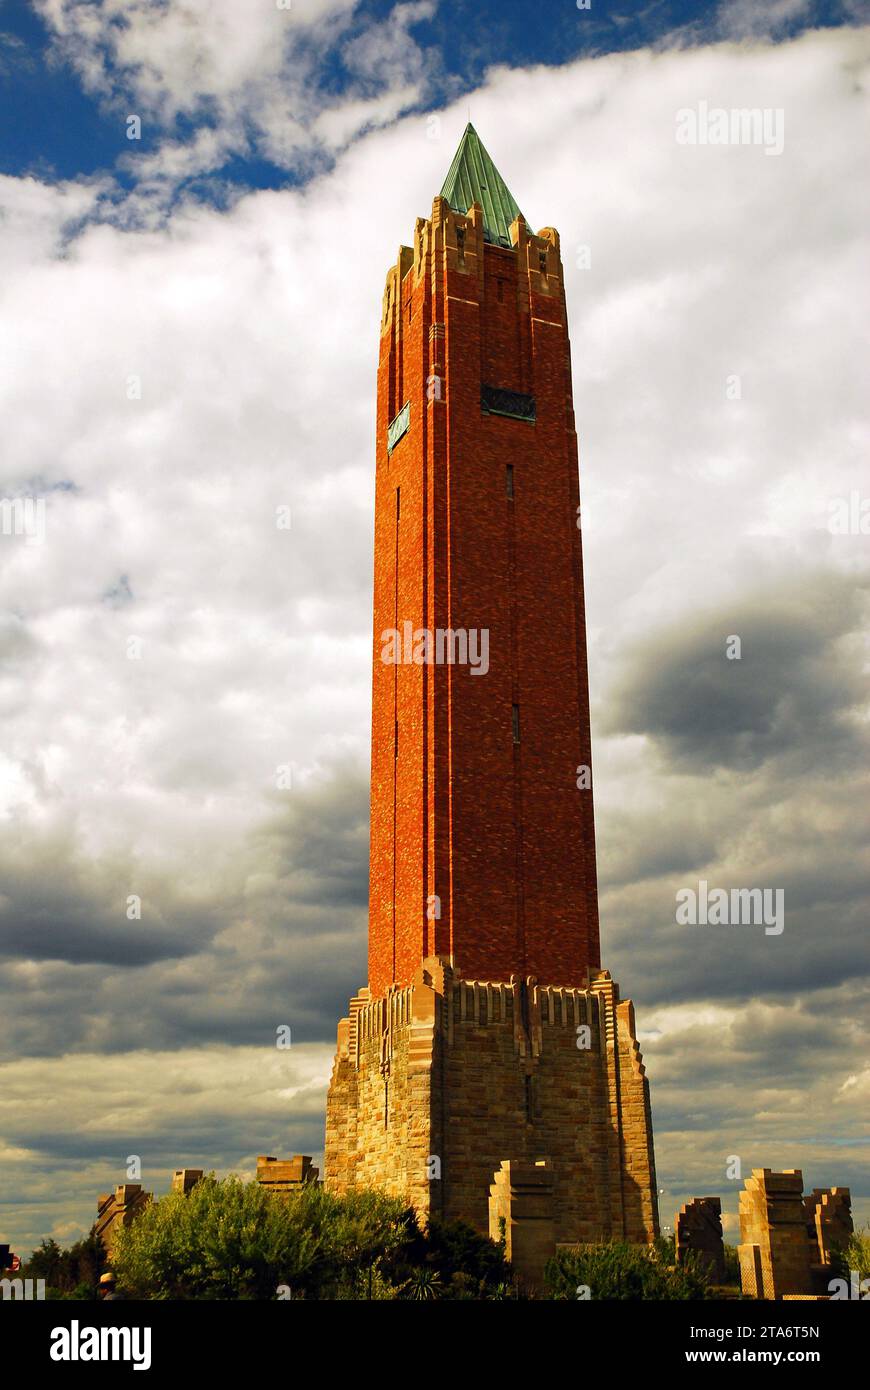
{"left": 256, "top": 1155, "right": 319, "bottom": 1193}
{"left": 171, "top": 1168, "right": 203, "bottom": 1196}
{"left": 489, "top": 1158, "right": 555, "bottom": 1289}
{"left": 675, "top": 1197, "right": 726, "bottom": 1284}
{"left": 738, "top": 1169, "right": 814, "bottom": 1299}
{"left": 738, "top": 1171, "right": 855, "bottom": 1299}
{"left": 805, "top": 1187, "right": 852, "bottom": 1267}
{"left": 325, "top": 957, "right": 658, "bottom": 1248}
{"left": 96, "top": 1183, "right": 152, "bottom": 1261}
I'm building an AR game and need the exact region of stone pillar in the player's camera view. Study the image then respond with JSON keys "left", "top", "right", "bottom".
{"left": 256, "top": 1155, "right": 319, "bottom": 1193}
{"left": 96, "top": 1183, "right": 152, "bottom": 1261}
{"left": 489, "top": 1158, "right": 555, "bottom": 1289}
{"left": 171, "top": 1168, "right": 204, "bottom": 1196}
{"left": 804, "top": 1187, "right": 852, "bottom": 1267}
{"left": 675, "top": 1197, "right": 726, "bottom": 1284}
{"left": 737, "top": 1169, "right": 814, "bottom": 1299}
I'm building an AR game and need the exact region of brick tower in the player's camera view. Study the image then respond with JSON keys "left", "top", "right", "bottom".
{"left": 325, "top": 126, "right": 658, "bottom": 1249}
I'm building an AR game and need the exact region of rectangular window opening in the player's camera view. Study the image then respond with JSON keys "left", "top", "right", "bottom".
{"left": 387, "top": 403, "right": 411, "bottom": 454}
{"left": 512, "top": 703, "right": 520, "bottom": 744}
{"left": 481, "top": 385, "right": 536, "bottom": 423}
{"left": 506, "top": 464, "right": 514, "bottom": 499}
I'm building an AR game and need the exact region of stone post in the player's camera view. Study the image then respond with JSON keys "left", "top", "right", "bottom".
{"left": 488, "top": 1158, "right": 556, "bottom": 1290}
{"left": 675, "top": 1197, "right": 726, "bottom": 1284}
{"left": 737, "top": 1169, "right": 813, "bottom": 1299}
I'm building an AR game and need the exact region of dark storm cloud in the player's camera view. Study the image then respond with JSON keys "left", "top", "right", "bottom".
{"left": 0, "top": 766, "right": 369, "bottom": 1059}
{"left": 602, "top": 570, "right": 869, "bottom": 774}
{"left": 13, "top": 1101, "right": 328, "bottom": 1172}
{"left": 597, "top": 809, "right": 719, "bottom": 888}
{"left": 594, "top": 568, "right": 870, "bottom": 1015}
{"left": 251, "top": 773, "right": 370, "bottom": 912}
{"left": 649, "top": 986, "right": 869, "bottom": 1092}
{"left": 603, "top": 844, "right": 870, "bottom": 1010}
{"left": 0, "top": 838, "right": 213, "bottom": 967}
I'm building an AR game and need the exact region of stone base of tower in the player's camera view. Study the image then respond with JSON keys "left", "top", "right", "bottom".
{"left": 325, "top": 958, "right": 658, "bottom": 1247}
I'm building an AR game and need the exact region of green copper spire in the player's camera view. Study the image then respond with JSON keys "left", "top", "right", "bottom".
{"left": 440, "top": 123, "right": 526, "bottom": 248}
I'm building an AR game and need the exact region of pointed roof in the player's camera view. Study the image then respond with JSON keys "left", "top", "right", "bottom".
{"left": 440, "top": 123, "right": 526, "bottom": 248}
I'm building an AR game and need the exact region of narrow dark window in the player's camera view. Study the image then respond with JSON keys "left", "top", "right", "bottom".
{"left": 506, "top": 464, "right": 514, "bottom": 499}
{"left": 524, "top": 1074, "right": 534, "bottom": 1123}
{"left": 512, "top": 703, "right": 520, "bottom": 744}
{"left": 456, "top": 227, "right": 466, "bottom": 264}
{"left": 538, "top": 251, "right": 547, "bottom": 274}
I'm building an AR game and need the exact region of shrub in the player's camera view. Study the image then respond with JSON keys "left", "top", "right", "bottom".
{"left": 844, "top": 1224, "right": 870, "bottom": 1280}
{"left": 112, "top": 1176, "right": 418, "bottom": 1300}
{"left": 105, "top": 1176, "right": 520, "bottom": 1300}
{"left": 417, "top": 1217, "right": 513, "bottom": 1296}
{"left": 722, "top": 1243, "right": 741, "bottom": 1285}
{"left": 546, "top": 1240, "right": 710, "bottom": 1300}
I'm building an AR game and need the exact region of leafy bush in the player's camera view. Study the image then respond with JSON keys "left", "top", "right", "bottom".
{"left": 546, "top": 1240, "right": 710, "bottom": 1300}
{"left": 653, "top": 1233, "right": 676, "bottom": 1264}
{"left": 844, "top": 1224, "right": 870, "bottom": 1280}
{"left": 417, "top": 1217, "right": 513, "bottom": 1296}
{"left": 722, "top": 1243, "right": 741, "bottom": 1285}
{"left": 110, "top": 1177, "right": 516, "bottom": 1300}
{"left": 113, "top": 1176, "right": 416, "bottom": 1300}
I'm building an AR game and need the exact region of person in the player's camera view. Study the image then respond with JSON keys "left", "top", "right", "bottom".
{"left": 98, "top": 1271, "right": 123, "bottom": 1300}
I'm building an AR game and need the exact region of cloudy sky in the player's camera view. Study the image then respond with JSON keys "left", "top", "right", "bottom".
{"left": 1, "top": 0, "right": 868, "bottom": 1255}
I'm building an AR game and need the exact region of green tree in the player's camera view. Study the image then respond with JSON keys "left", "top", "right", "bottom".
{"left": 23, "top": 1238, "right": 64, "bottom": 1285}
{"left": 21, "top": 1228, "right": 106, "bottom": 1298}
{"left": 113, "top": 1176, "right": 417, "bottom": 1300}
{"left": 103, "top": 1175, "right": 524, "bottom": 1300}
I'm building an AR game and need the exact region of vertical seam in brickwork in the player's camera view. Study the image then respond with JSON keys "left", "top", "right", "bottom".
{"left": 564, "top": 269, "right": 601, "bottom": 969}
{"left": 392, "top": 486, "right": 399, "bottom": 982}
{"left": 506, "top": 365, "right": 527, "bottom": 973}
{"left": 421, "top": 275, "right": 431, "bottom": 961}
{"left": 445, "top": 227, "right": 456, "bottom": 970}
